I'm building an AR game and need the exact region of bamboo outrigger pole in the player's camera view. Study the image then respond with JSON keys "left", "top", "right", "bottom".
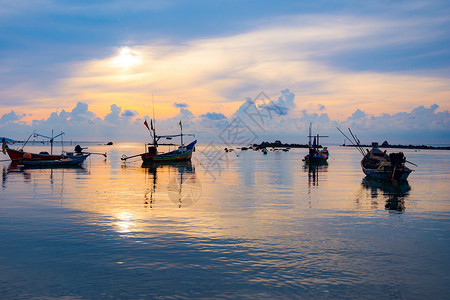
{"left": 337, "top": 127, "right": 365, "bottom": 156}
{"left": 348, "top": 128, "right": 365, "bottom": 155}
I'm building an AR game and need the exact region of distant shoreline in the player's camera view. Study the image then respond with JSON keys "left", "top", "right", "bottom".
{"left": 342, "top": 144, "right": 450, "bottom": 150}
{"left": 253, "top": 141, "right": 314, "bottom": 149}
{"left": 252, "top": 141, "right": 450, "bottom": 150}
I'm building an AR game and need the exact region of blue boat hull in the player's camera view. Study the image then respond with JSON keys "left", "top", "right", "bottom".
{"left": 362, "top": 165, "right": 412, "bottom": 182}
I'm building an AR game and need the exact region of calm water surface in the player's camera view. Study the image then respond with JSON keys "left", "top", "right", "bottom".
{"left": 1, "top": 143, "right": 449, "bottom": 299}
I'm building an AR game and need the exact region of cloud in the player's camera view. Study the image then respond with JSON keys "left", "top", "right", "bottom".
{"left": 53, "top": 11, "right": 448, "bottom": 123}
{"left": 174, "top": 102, "right": 189, "bottom": 108}
{"left": 349, "top": 109, "right": 366, "bottom": 120}
{"left": 225, "top": 90, "right": 450, "bottom": 144}
{"left": 104, "top": 104, "right": 139, "bottom": 128}
{"left": 154, "top": 107, "right": 195, "bottom": 135}
{"left": 0, "top": 91, "right": 448, "bottom": 145}
{"left": 0, "top": 110, "right": 25, "bottom": 124}
{"left": 230, "top": 89, "right": 299, "bottom": 135}
{"left": 178, "top": 108, "right": 194, "bottom": 120}
{"left": 121, "top": 110, "right": 138, "bottom": 117}
{"left": 340, "top": 104, "right": 450, "bottom": 144}
{"left": 1, "top": 1, "right": 449, "bottom": 128}
{"left": 264, "top": 89, "right": 296, "bottom": 116}
{"left": 201, "top": 112, "right": 227, "bottom": 121}
{"left": 2, "top": 6, "right": 449, "bottom": 123}
{"left": 70, "top": 102, "right": 97, "bottom": 122}
{"left": 198, "top": 112, "right": 229, "bottom": 133}
{"left": 104, "top": 104, "right": 122, "bottom": 124}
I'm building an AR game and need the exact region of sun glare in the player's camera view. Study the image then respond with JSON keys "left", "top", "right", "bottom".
{"left": 111, "top": 47, "right": 142, "bottom": 68}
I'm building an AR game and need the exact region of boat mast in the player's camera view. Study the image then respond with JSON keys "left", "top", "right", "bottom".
{"left": 153, "top": 122, "right": 157, "bottom": 147}
{"left": 51, "top": 129, "right": 53, "bottom": 155}
{"left": 61, "top": 131, "right": 64, "bottom": 154}
{"left": 307, "top": 123, "right": 328, "bottom": 150}
{"left": 33, "top": 131, "right": 65, "bottom": 155}
{"left": 152, "top": 94, "right": 157, "bottom": 148}
{"left": 180, "top": 121, "right": 183, "bottom": 147}
{"left": 308, "top": 123, "right": 312, "bottom": 148}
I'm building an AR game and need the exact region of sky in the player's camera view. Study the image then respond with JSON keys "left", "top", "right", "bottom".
{"left": 0, "top": 0, "right": 449, "bottom": 145}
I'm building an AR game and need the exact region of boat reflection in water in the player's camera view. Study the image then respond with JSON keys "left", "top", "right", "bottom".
{"left": 303, "top": 163, "right": 328, "bottom": 188}
{"left": 361, "top": 177, "right": 411, "bottom": 211}
{"left": 141, "top": 161, "right": 201, "bottom": 208}
{"left": 2, "top": 162, "right": 88, "bottom": 198}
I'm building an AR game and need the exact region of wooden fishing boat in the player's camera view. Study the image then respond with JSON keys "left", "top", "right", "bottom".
{"left": 303, "top": 146, "right": 329, "bottom": 164}
{"left": 19, "top": 154, "right": 90, "bottom": 167}
{"left": 2, "top": 131, "right": 101, "bottom": 167}
{"left": 337, "top": 128, "right": 415, "bottom": 183}
{"left": 361, "top": 142, "right": 413, "bottom": 182}
{"left": 122, "top": 119, "right": 196, "bottom": 163}
{"left": 5, "top": 145, "right": 90, "bottom": 162}
{"left": 141, "top": 140, "right": 197, "bottom": 163}
{"left": 303, "top": 123, "right": 329, "bottom": 165}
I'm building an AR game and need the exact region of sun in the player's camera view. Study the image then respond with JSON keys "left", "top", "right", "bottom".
{"left": 111, "top": 47, "right": 142, "bottom": 68}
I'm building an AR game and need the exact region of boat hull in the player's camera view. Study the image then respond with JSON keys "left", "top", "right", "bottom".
{"left": 19, "top": 154, "right": 90, "bottom": 167}
{"left": 6, "top": 147, "right": 66, "bottom": 161}
{"left": 141, "top": 140, "right": 196, "bottom": 163}
{"left": 142, "top": 149, "right": 193, "bottom": 162}
{"left": 303, "top": 149, "right": 329, "bottom": 165}
{"left": 361, "top": 162, "right": 412, "bottom": 182}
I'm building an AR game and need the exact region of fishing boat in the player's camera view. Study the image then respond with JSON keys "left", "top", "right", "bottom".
{"left": 2, "top": 131, "right": 100, "bottom": 167}
{"left": 302, "top": 123, "right": 329, "bottom": 164}
{"left": 121, "top": 119, "right": 197, "bottom": 163}
{"left": 337, "top": 128, "right": 415, "bottom": 183}
{"left": 18, "top": 154, "right": 90, "bottom": 167}
{"left": 361, "top": 142, "right": 413, "bottom": 182}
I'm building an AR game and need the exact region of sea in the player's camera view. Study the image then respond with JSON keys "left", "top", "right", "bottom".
{"left": 1, "top": 142, "right": 449, "bottom": 299}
